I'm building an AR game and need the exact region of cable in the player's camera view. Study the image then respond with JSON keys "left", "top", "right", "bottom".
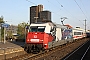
{"left": 26, "top": 0, "right": 86, "bottom": 29}
{"left": 46, "top": 0, "right": 75, "bottom": 24}
{"left": 80, "top": 0, "right": 90, "bottom": 27}
{"left": 47, "top": 0, "right": 60, "bottom": 8}
{"left": 55, "top": 0, "right": 85, "bottom": 26}
{"left": 26, "top": 0, "right": 62, "bottom": 18}
{"left": 80, "top": 0, "right": 89, "bottom": 19}
{"left": 46, "top": 0, "right": 62, "bottom": 17}
{"left": 26, "top": 0, "right": 37, "bottom": 5}
{"left": 74, "top": 0, "right": 90, "bottom": 30}
{"left": 74, "top": 0, "right": 88, "bottom": 20}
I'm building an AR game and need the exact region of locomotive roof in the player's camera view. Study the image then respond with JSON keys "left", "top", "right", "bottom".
{"left": 30, "top": 22, "right": 67, "bottom": 29}
{"left": 52, "top": 22, "right": 67, "bottom": 28}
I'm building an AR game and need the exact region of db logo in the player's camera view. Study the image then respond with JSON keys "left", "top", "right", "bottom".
{"left": 34, "top": 35, "right": 37, "bottom": 38}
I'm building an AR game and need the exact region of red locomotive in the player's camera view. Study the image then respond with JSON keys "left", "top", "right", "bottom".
{"left": 24, "top": 22, "right": 89, "bottom": 53}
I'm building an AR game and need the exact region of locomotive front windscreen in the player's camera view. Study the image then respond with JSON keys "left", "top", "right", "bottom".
{"left": 29, "top": 26, "right": 45, "bottom": 32}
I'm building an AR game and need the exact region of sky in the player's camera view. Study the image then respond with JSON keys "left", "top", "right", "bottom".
{"left": 0, "top": 0, "right": 90, "bottom": 30}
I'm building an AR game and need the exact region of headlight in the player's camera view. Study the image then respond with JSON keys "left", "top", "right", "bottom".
{"left": 27, "top": 39, "right": 30, "bottom": 41}
{"left": 44, "top": 44, "right": 47, "bottom": 45}
{"left": 40, "top": 40, "right": 43, "bottom": 41}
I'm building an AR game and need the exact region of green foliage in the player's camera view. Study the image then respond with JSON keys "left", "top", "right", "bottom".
{"left": 17, "top": 22, "right": 29, "bottom": 39}
{"left": 0, "top": 16, "right": 4, "bottom": 23}
{"left": 6, "top": 30, "right": 12, "bottom": 38}
{"left": 0, "top": 16, "right": 4, "bottom": 40}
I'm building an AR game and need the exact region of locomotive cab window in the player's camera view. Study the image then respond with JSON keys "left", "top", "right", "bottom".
{"left": 29, "top": 26, "right": 45, "bottom": 32}
{"left": 29, "top": 26, "right": 37, "bottom": 32}
{"left": 38, "top": 27, "right": 45, "bottom": 32}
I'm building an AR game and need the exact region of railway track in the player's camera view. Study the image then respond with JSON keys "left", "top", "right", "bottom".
{"left": 7, "top": 44, "right": 66, "bottom": 60}
{"left": 62, "top": 39, "right": 90, "bottom": 60}
{"left": 7, "top": 38, "right": 89, "bottom": 60}
{"left": 7, "top": 40, "right": 75, "bottom": 60}
{"left": 81, "top": 45, "right": 90, "bottom": 60}
{"left": 82, "top": 45, "right": 90, "bottom": 60}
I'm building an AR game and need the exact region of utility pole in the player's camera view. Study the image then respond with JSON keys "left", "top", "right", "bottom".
{"left": 4, "top": 27, "right": 6, "bottom": 44}
{"left": 0, "top": 26, "right": 1, "bottom": 42}
{"left": 84, "top": 19, "right": 86, "bottom": 33}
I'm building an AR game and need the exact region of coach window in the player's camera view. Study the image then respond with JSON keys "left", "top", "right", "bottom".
{"left": 74, "top": 32, "right": 81, "bottom": 35}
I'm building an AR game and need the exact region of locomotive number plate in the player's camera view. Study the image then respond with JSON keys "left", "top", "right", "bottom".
{"left": 31, "top": 39, "right": 39, "bottom": 42}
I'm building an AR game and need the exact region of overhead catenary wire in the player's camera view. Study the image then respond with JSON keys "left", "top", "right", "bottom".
{"left": 26, "top": 0, "right": 63, "bottom": 18}
{"left": 80, "top": 0, "right": 89, "bottom": 19}
{"left": 47, "top": 0, "right": 82, "bottom": 25}
{"left": 26, "top": 0, "right": 37, "bottom": 5}
{"left": 26, "top": 0, "right": 83, "bottom": 23}
{"left": 74, "top": 0, "right": 88, "bottom": 20}
{"left": 74, "top": 0, "right": 90, "bottom": 29}
{"left": 80, "top": 0, "right": 90, "bottom": 26}
{"left": 26, "top": 0, "right": 87, "bottom": 29}
{"left": 55, "top": 0, "right": 85, "bottom": 26}
{"left": 47, "top": 0, "right": 61, "bottom": 10}
{"left": 46, "top": 0, "right": 63, "bottom": 17}
{"left": 80, "top": 0, "right": 90, "bottom": 27}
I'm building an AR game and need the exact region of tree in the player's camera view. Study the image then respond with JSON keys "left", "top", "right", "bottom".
{"left": 17, "top": 22, "right": 29, "bottom": 42}
{"left": 0, "top": 16, "right": 4, "bottom": 41}
{"left": 0, "top": 16, "right": 4, "bottom": 23}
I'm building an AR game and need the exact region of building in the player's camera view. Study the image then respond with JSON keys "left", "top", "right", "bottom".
{"left": 30, "top": 4, "right": 43, "bottom": 24}
{"left": 30, "top": 6, "right": 38, "bottom": 24}
{"left": 38, "top": 5, "right": 43, "bottom": 13}
{"left": 38, "top": 5, "right": 43, "bottom": 18}
{"left": 30, "top": 4, "right": 52, "bottom": 24}
{"left": 39, "top": 10, "right": 51, "bottom": 22}
{"left": 6, "top": 25, "right": 18, "bottom": 40}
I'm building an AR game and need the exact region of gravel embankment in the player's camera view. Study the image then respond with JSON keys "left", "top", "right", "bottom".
{"left": 36, "top": 38, "right": 89, "bottom": 60}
